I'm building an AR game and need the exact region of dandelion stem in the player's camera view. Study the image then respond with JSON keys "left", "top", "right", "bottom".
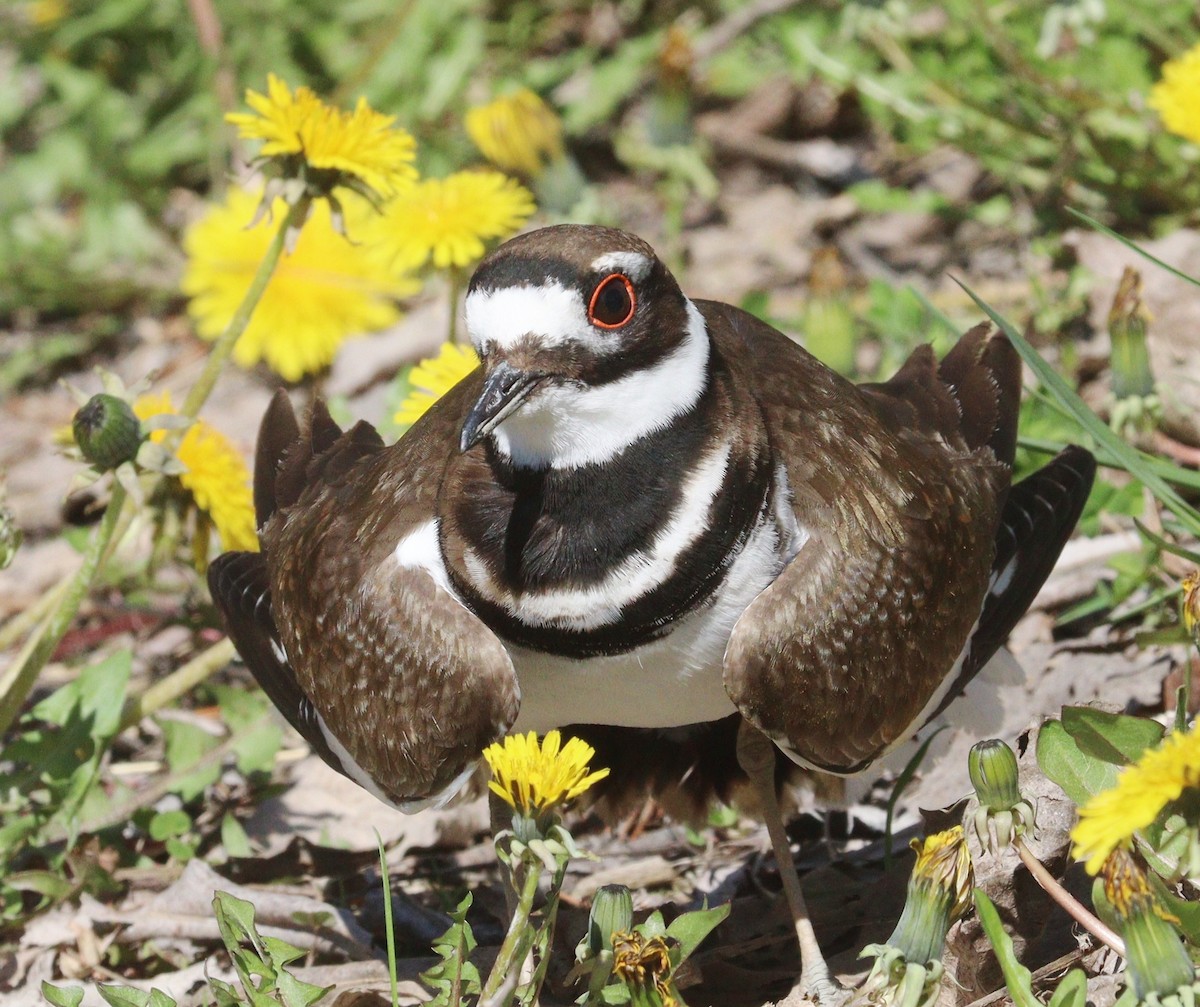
{"left": 181, "top": 196, "right": 309, "bottom": 421}
{"left": 1014, "top": 837, "right": 1125, "bottom": 955}
{"left": 447, "top": 266, "right": 465, "bottom": 345}
{"left": 525, "top": 861, "right": 567, "bottom": 1001}
{"left": 118, "top": 637, "right": 236, "bottom": 733}
{"left": 0, "top": 480, "right": 128, "bottom": 736}
{"left": 480, "top": 855, "right": 542, "bottom": 1005}
{"left": 0, "top": 569, "right": 73, "bottom": 654}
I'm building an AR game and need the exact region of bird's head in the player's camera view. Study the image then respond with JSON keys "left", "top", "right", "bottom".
{"left": 460, "top": 224, "right": 711, "bottom": 469}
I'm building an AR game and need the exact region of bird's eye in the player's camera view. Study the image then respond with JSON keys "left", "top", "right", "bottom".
{"left": 587, "top": 273, "right": 636, "bottom": 329}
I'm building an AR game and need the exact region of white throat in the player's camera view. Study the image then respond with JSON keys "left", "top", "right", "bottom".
{"left": 487, "top": 299, "right": 712, "bottom": 470}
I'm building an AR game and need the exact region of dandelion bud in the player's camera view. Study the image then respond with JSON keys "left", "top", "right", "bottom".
{"left": 1182, "top": 571, "right": 1199, "bottom": 649}
{"left": 887, "top": 828, "right": 974, "bottom": 964}
{"left": 968, "top": 739, "right": 1036, "bottom": 851}
{"left": 1101, "top": 848, "right": 1197, "bottom": 1001}
{"left": 73, "top": 394, "right": 143, "bottom": 471}
{"left": 588, "top": 885, "right": 634, "bottom": 956}
{"left": 0, "top": 501, "right": 20, "bottom": 570}
{"left": 1107, "top": 267, "right": 1154, "bottom": 400}
{"left": 859, "top": 829, "right": 973, "bottom": 1007}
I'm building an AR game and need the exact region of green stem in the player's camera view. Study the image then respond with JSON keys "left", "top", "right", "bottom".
{"left": 376, "top": 829, "right": 401, "bottom": 1007}
{"left": 0, "top": 481, "right": 128, "bottom": 736}
{"left": 180, "top": 196, "right": 308, "bottom": 421}
{"left": 118, "top": 637, "right": 236, "bottom": 733}
{"left": 446, "top": 266, "right": 465, "bottom": 345}
{"left": 525, "top": 861, "right": 567, "bottom": 1004}
{"left": 481, "top": 856, "right": 542, "bottom": 1005}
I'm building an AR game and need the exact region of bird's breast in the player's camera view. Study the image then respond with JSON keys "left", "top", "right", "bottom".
{"left": 508, "top": 499, "right": 798, "bottom": 730}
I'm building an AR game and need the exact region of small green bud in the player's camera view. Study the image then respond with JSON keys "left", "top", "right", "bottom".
{"left": 588, "top": 884, "right": 634, "bottom": 956}
{"left": 969, "top": 739, "right": 1021, "bottom": 811}
{"left": 73, "top": 394, "right": 142, "bottom": 471}
{"left": 968, "top": 739, "right": 1035, "bottom": 851}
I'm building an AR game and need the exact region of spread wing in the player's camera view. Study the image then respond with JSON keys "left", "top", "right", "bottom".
{"left": 209, "top": 386, "right": 519, "bottom": 810}
{"left": 717, "top": 313, "right": 1055, "bottom": 774}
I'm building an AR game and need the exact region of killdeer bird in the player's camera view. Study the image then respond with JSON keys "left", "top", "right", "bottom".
{"left": 209, "top": 224, "right": 1095, "bottom": 1000}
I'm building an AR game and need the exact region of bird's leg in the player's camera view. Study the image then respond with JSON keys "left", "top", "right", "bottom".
{"left": 736, "top": 720, "right": 843, "bottom": 1005}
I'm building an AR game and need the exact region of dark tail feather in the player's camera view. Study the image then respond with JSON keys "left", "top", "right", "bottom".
{"left": 253, "top": 391, "right": 301, "bottom": 529}
{"left": 937, "top": 323, "right": 1021, "bottom": 468}
{"left": 859, "top": 324, "right": 1020, "bottom": 467}
{"left": 260, "top": 396, "right": 385, "bottom": 521}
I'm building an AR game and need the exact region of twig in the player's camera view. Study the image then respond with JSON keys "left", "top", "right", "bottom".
{"left": 960, "top": 949, "right": 1089, "bottom": 1007}
{"left": 1014, "top": 837, "right": 1125, "bottom": 956}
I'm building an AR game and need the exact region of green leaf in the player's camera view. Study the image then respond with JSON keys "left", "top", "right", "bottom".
{"left": 97, "top": 984, "right": 177, "bottom": 1007}
{"left": 1046, "top": 968, "right": 1089, "bottom": 1007}
{"left": 1036, "top": 720, "right": 1120, "bottom": 806}
{"left": 7, "top": 870, "right": 75, "bottom": 900}
{"left": 1059, "top": 707, "right": 1164, "bottom": 766}
{"left": 211, "top": 685, "right": 282, "bottom": 776}
{"left": 221, "top": 813, "right": 253, "bottom": 858}
{"left": 213, "top": 890, "right": 268, "bottom": 968}
{"left": 973, "top": 890, "right": 1039, "bottom": 1007}
{"left": 421, "top": 892, "right": 481, "bottom": 1006}
{"left": 260, "top": 935, "right": 307, "bottom": 968}
{"left": 41, "top": 982, "right": 84, "bottom": 1007}
{"left": 160, "top": 719, "right": 221, "bottom": 802}
{"left": 148, "top": 809, "right": 193, "bottom": 842}
{"left": 664, "top": 902, "right": 729, "bottom": 965}
{"left": 275, "top": 971, "right": 331, "bottom": 1007}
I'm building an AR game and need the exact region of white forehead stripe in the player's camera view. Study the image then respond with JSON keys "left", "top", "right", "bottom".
{"left": 466, "top": 282, "right": 608, "bottom": 355}
{"left": 590, "top": 250, "right": 653, "bottom": 282}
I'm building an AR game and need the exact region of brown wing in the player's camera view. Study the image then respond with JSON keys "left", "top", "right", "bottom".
{"left": 708, "top": 305, "right": 1016, "bottom": 774}
{"left": 211, "top": 382, "right": 519, "bottom": 809}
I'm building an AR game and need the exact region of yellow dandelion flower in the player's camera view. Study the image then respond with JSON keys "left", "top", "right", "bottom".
{"left": 183, "top": 186, "right": 420, "bottom": 382}
{"left": 483, "top": 730, "right": 609, "bottom": 815}
{"left": 466, "top": 89, "right": 564, "bottom": 177}
{"left": 369, "top": 170, "right": 535, "bottom": 272}
{"left": 27, "top": 0, "right": 66, "bottom": 25}
{"left": 394, "top": 342, "right": 480, "bottom": 427}
{"left": 1149, "top": 42, "right": 1200, "bottom": 146}
{"left": 1071, "top": 721, "right": 1200, "bottom": 874}
{"left": 226, "top": 73, "right": 418, "bottom": 200}
{"left": 133, "top": 394, "right": 257, "bottom": 553}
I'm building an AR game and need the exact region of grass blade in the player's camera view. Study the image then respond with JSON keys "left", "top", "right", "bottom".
{"left": 956, "top": 281, "right": 1200, "bottom": 539}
